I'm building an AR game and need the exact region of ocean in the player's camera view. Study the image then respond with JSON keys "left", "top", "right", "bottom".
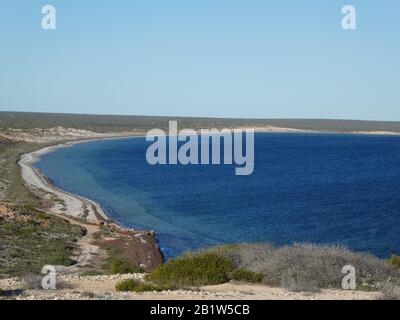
{"left": 35, "top": 133, "right": 400, "bottom": 259}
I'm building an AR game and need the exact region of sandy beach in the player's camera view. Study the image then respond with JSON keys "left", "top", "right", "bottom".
{"left": 19, "top": 141, "right": 111, "bottom": 222}
{"left": 17, "top": 133, "right": 147, "bottom": 222}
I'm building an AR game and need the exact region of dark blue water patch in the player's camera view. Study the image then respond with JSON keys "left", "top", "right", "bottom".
{"left": 35, "top": 133, "right": 400, "bottom": 259}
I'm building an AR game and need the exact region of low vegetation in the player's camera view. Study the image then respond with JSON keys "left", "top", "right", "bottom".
{"left": 207, "top": 243, "right": 400, "bottom": 292}
{"left": 0, "top": 139, "right": 88, "bottom": 279}
{"left": 127, "top": 243, "right": 400, "bottom": 293}
{"left": 115, "top": 252, "right": 263, "bottom": 292}
{"left": 108, "top": 259, "right": 143, "bottom": 275}
{"left": 388, "top": 255, "right": 400, "bottom": 268}
{"left": 380, "top": 282, "right": 400, "bottom": 300}
{"left": 104, "top": 248, "right": 144, "bottom": 275}
{"left": 79, "top": 270, "right": 105, "bottom": 277}
{"left": 230, "top": 269, "right": 263, "bottom": 283}
{"left": 0, "top": 139, "right": 42, "bottom": 204}
{"left": 0, "top": 205, "right": 85, "bottom": 278}
{"left": 147, "top": 253, "right": 235, "bottom": 287}
{"left": 115, "top": 279, "right": 173, "bottom": 293}
{"left": 3, "top": 111, "right": 400, "bottom": 133}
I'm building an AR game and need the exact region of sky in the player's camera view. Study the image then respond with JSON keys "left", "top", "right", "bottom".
{"left": 0, "top": 0, "right": 399, "bottom": 120}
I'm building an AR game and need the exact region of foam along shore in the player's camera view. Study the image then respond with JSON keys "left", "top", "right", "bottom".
{"left": 18, "top": 141, "right": 110, "bottom": 222}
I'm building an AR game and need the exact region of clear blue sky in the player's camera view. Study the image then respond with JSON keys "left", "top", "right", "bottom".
{"left": 0, "top": 0, "right": 399, "bottom": 120}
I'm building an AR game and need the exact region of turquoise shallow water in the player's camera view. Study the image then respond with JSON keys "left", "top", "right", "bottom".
{"left": 35, "top": 133, "right": 400, "bottom": 259}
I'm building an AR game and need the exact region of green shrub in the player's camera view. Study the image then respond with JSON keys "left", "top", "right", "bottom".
{"left": 115, "top": 279, "right": 172, "bottom": 292}
{"left": 115, "top": 279, "right": 139, "bottom": 292}
{"left": 80, "top": 270, "right": 105, "bottom": 276}
{"left": 109, "top": 259, "right": 143, "bottom": 274}
{"left": 388, "top": 255, "right": 400, "bottom": 268}
{"left": 0, "top": 204, "right": 84, "bottom": 276}
{"left": 41, "top": 241, "right": 75, "bottom": 266}
{"left": 148, "top": 253, "right": 235, "bottom": 287}
{"left": 230, "top": 269, "right": 263, "bottom": 283}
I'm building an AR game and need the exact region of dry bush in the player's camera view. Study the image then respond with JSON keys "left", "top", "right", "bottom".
{"left": 379, "top": 282, "right": 400, "bottom": 300}
{"left": 22, "top": 274, "right": 42, "bottom": 290}
{"left": 280, "top": 268, "right": 320, "bottom": 292}
{"left": 206, "top": 243, "right": 400, "bottom": 292}
{"left": 207, "top": 243, "right": 274, "bottom": 270}
{"left": 388, "top": 255, "right": 400, "bottom": 268}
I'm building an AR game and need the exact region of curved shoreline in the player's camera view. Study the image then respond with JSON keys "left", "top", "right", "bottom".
{"left": 17, "top": 130, "right": 400, "bottom": 250}
{"left": 18, "top": 136, "right": 141, "bottom": 223}
{"left": 17, "top": 136, "right": 166, "bottom": 272}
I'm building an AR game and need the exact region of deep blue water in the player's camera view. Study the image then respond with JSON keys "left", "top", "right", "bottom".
{"left": 35, "top": 134, "right": 400, "bottom": 259}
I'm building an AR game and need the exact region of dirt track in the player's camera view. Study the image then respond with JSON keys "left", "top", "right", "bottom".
{"left": 0, "top": 275, "right": 382, "bottom": 300}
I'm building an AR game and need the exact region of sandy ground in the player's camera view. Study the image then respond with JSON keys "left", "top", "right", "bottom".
{"left": 0, "top": 276, "right": 382, "bottom": 300}
{"left": 51, "top": 213, "right": 107, "bottom": 275}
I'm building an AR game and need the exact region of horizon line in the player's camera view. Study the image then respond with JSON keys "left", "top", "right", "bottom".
{"left": 1, "top": 110, "right": 399, "bottom": 124}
